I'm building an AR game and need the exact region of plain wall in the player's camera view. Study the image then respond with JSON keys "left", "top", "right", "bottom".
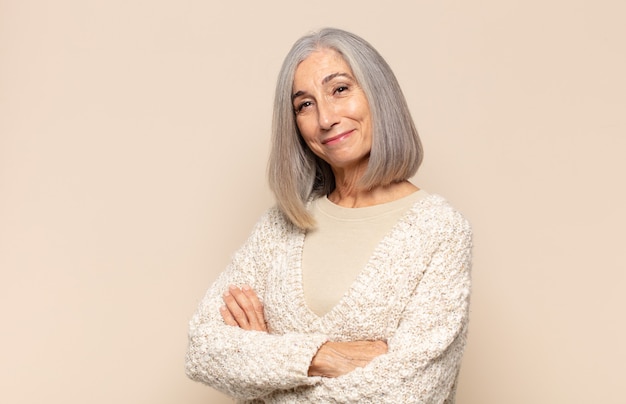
{"left": 1, "top": 1, "right": 624, "bottom": 403}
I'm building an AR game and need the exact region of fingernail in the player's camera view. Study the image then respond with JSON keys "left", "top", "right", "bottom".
{"left": 223, "top": 291, "right": 230, "bottom": 297}
{"left": 229, "top": 285, "right": 238, "bottom": 291}
{"left": 242, "top": 285, "right": 251, "bottom": 291}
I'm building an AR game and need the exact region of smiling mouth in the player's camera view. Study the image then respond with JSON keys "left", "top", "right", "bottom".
{"left": 322, "top": 130, "right": 354, "bottom": 145}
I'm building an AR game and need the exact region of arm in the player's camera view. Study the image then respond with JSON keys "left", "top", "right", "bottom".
{"left": 270, "top": 212, "right": 472, "bottom": 403}
{"left": 222, "top": 285, "right": 388, "bottom": 377}
{"left": 185, "top": 210, "right": 328, "bottom": 400}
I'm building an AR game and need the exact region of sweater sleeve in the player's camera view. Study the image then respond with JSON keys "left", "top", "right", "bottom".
{"left": 185, "top": 209, "right": 329, "bottom": 400}
{"left": 277, "top": 210, "right": 473, "bottom": 403}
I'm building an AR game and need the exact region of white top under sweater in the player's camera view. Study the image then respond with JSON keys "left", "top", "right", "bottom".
{"left": 302, "top": 190, "right": 428, "bottom": 316}
{"left": 186, "top": 193, "right": 472, "bottom": 403}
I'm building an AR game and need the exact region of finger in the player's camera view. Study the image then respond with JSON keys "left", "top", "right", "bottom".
{"left": 223, "top": 288, "right": 250, "bottom": 329}
{"left": 229, "top": 285, "right": 265, "bottom": 331}
{"left": 219, "top": 305, "right": 238, "bottom": 327}
{"left": 242, "top": 285, "right": 267, "bottom": 332}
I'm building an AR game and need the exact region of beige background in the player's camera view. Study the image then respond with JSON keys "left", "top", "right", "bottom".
{"left": 1, "top": 1, "right": 625, "bottom": 403}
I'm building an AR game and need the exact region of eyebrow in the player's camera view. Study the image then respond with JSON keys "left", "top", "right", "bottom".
{"left": 291, "top": 72, "right": 355, "bottom": 102}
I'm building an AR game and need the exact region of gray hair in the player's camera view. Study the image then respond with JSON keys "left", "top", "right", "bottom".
{"left": 268, "top": 28, "right": 423, "bottom": 229}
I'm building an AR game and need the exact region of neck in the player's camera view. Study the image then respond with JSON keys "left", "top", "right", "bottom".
{"left": 328, "top": 178, "right": 418, "bottom": 208}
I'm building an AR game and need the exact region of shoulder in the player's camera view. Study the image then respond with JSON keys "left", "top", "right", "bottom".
{"left": 405, "top": 193, "right": 472, "bottom": 241}
{"left": 231, "top": 206, "right": 296, "bottom": 262}
{"left": 250, "top": 205, "right": 299, "bottom": 239}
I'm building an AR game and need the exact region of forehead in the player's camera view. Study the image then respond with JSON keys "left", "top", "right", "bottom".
{"left": 293, "top": 48, "right": 354, "bottom": 87}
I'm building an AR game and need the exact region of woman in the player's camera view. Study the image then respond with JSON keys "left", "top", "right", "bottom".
{"left": 186, "top": 28, "right": 472, "bottom": 403}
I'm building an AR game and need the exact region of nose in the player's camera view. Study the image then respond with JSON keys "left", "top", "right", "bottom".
{"left": 317, "top": 99, "right": 339, "bottom": 130}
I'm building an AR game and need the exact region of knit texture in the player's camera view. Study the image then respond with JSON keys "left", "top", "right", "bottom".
{"left": 186, "top": 194, "right": 472, "bottom": 403}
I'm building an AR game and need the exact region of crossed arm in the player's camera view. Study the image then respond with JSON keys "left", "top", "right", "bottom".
{"left": 188, "top": 204, "right": 472, "bottom": 401}
{"left": 220, "top": 284, "right": 388, "bottom": 378}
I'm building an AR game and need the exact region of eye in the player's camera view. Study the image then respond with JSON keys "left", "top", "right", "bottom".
{"left": 295, "top": 101, "right": 313, "bottom": 113}
{"left": 334, "top": 85, "right": 349, "bottom": 94}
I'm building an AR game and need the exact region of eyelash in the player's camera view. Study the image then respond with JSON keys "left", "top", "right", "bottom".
{"left": 296, "top": 101, "right": 312, "bottom": 113}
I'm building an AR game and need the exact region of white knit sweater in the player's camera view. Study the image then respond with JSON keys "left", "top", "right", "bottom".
{"left": 186, "top": 194, "right": 472, "bottom": 403}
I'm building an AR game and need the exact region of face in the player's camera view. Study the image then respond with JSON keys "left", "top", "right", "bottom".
{"left": 292, "top": 48, "right": 372, "bottom": 173}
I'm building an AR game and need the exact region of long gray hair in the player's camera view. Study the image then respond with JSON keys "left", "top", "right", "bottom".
{"left": 268, "top": 28, "right": 423, "bottom": 229}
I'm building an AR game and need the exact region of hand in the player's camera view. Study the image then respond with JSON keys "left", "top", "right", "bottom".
{"left": 220, "top": 285, "right": 268, "bottom": 332}
{"left": 308, "top": 340, "right": 388, "bottom": 378}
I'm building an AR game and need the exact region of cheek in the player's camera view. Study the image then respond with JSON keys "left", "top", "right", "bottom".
{"left": 296, "top": 118, "right": 315, "bottom": 142}
{"left": 302, "top": 136, "right": 320, "bottom": 154}
{"left": 296, "top": 120, "right": 322, "bottom": 155}
{"left": 356, "top": 100, "right": 368, "bottom": 117}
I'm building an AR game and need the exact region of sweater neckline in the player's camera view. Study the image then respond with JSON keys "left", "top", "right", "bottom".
{"left": 289, "top": 193, "right": 439, "bottom": 325}
{"left": 316, "top": 189, "right": 428, "bottom": 221}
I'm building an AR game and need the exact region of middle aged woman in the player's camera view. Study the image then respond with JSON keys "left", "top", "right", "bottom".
{"left": 186, "top": 28, "right": 472, "bottom": 403}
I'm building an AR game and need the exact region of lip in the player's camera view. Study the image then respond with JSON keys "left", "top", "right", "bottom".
{"left": 321, "top": 130, "right": 354, "bottom": 145}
